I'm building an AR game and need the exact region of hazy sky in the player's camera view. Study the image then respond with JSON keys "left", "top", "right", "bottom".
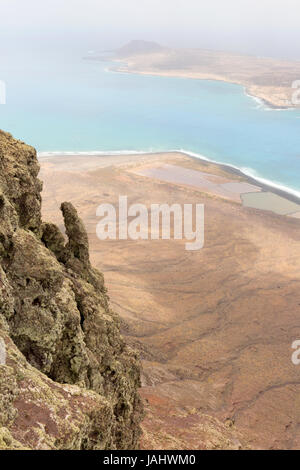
{"left": 1, "top": 0, "right": 300, "bottom": 59}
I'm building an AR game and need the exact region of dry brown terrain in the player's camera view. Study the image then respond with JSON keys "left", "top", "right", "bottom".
{"left": 40, "top": 152, "right": 300, "bottom": 449}
{"left": 111, "top": 46, "right": 300, "bottom": 108}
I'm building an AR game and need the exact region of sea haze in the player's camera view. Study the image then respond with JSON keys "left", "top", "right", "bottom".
{"left": 1, "top": 48, "right": 300, "bottom": 196}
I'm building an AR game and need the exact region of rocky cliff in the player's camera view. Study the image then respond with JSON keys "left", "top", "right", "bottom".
{"left": 0, "top": 130, "right": 143, "bottom": 450}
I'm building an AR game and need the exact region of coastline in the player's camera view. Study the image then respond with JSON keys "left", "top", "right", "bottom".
{"left": 38, "top": 148, "right": 300, "bottom": 204}
{"left": 107, "top": 62, "right": 295, "bottom": 110}
{"left": 243, "top": 88, "right": 292, "bottom": 111}
{"left": 108, "top": 64, "right": 294, "bottom": 110}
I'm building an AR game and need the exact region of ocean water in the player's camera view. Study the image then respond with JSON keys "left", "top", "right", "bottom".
{"left": 1, "top": 50, "right": 300, "bottom": 196}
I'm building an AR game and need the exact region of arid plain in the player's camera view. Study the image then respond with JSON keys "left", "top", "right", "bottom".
{"left": 40, "top": 152, "right": 300, "bottom": 449}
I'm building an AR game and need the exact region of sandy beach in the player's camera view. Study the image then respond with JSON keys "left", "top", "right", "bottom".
{"left": 39, "top": 150, "right": 300, "bottom": 449}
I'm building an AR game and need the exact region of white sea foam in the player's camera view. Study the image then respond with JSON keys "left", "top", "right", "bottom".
{"left": 244, "top": 89, "right": 265, "bottom": 109}
{"left": 38, "top": 148, "right": 300, "bottom": 201}
{"left": 243, "top": 87, "right": 295, "bottom": 112}
{"left": 179, "top": 149, "right": 300, "bottom": 200}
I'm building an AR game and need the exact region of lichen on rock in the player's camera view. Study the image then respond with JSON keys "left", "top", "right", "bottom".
{"left": 0, "top": 130, "right": 143, "bottom": 450}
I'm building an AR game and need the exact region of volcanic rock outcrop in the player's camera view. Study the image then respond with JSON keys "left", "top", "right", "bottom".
{"left": 0, "top": 130, "right": 143, "bottom": 450}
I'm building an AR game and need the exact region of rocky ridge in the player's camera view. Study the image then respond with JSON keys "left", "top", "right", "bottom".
{"left": 0, "top": 130, "right": 143, "bottom": 450}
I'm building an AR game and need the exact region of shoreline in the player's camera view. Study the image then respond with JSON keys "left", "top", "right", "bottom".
{"left": 38, "top": 149, "right": 300, "bottom": 205}
{"left": 243, "top": 88, "right": 292, "bottom": 111}
{"left": 108, "top": 64, "right": 294, "bottom": 110}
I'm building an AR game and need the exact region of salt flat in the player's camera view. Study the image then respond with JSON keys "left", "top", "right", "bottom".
{"left": 133, "top": 163, "right": 262, "bottom": 202}
{"left": 241, "top": 191, "right": 300, "bottom": 215}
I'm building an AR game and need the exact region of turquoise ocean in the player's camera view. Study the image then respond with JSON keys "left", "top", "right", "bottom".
{"left": 1, "top": 49, "right": 300, "bottom": 197}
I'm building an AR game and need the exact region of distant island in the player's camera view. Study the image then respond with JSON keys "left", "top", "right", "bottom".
{"left": 100, "top": 40, "right": 300, "bottom": 109}
{"left": 116, "top": 39, "right": 164, "bottom": 57}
